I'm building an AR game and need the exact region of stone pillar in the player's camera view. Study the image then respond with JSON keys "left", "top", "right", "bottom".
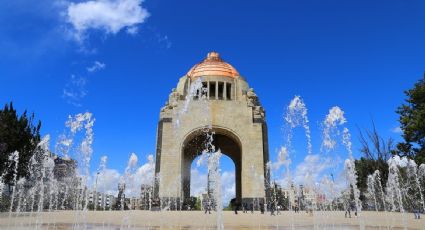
{"left": 156, "top": 119, "right": 182, "bottom": 204}
{"left": 207, "top": 81, "right": 210, "bottom": 99}
{"left": 240, "top": 121, "right": 267, "bottom": 208}
{"left": 215, "top": 81, "right": 218, "bottom": 100}
{"left": 223, "top": 82, "right": 227, "bottom": 100}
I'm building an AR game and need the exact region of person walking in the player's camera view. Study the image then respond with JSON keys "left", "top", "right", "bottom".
{"left": 344, "top": 202, "right": 351, "bottom": 218}
{"left": 413, "top": 202, "right": 421, "bottom": 219}
{"left": 270, "top": 201, "right": 276, "bottom": 216}
{"left": 345, "top": 207, "right": 351, "bottom": 218}
{"left": 205, "top": 200, "right": 211, "bottom": 214}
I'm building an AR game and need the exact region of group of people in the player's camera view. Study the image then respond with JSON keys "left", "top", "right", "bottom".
{"left": 231, "top": 201, "right": 265, "bottom": 215}
{"left": 268, "top": 202, "right": 282, "bottom": 216}
{"left": 233, "top": 201, "right": 284, "bottom": 216}
{"left": 241, "top": 203, "right": 254, "bottom": 213}
{"left": 203, "top": 199, "right": 421, "bottom": 220}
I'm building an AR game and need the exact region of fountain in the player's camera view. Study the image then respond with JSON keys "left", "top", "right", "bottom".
{"left": 0, "top": 93, "right": 424, "bottom": 230}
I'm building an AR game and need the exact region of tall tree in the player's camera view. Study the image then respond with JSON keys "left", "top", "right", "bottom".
{"left": 396, "top": 74, "right": 425, "bottom": 164}
{"left": 0, "top": 102, "right": 41, "bottom": 185}
{"left": 355, "top": 122, "right": 393, "bottom": 200}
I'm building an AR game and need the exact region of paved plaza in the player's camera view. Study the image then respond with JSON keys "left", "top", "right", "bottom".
{"left": 0, "top": 211, "right": 422, "bottom": 229}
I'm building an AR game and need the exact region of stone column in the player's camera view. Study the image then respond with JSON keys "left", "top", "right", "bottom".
{"left": 207, "top": 81, "right": 210, "bottom": 99}
{"left": 215, "top": 81, "right": 218, "bottom": 100}
{"left": 223, "top": 82, "right": 227, "bottom": 100}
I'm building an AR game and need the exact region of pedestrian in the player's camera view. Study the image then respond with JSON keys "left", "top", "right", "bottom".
{"left": 350, "top": 203, "right": 357, "bottom": 217}
{"left": 250, "top": 203, "right": 254, "bottom": 213}
{"left": 205, "top": 200, "right": 211, "bottom": 214}
{"left": 260, "top": 203, "right": 265, "bottom": 214}
{"left": 413, "top": 203, "right": 421, "bottom": 219}
{"left": 270, "top": 202, "right": 275, "bottom": 216}
{"left": 345, "top": 206, "right": 351, "bottom": 218}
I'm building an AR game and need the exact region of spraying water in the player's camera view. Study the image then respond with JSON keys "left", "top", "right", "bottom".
{"left": 386, "top": 156, "right": 405, "bottom": 212}
{"left": 8, "top": 151, "right": 19, "bottom": 219}
{"left": 207, "top": 150, "right": 223, "bottom": 230}
{"left": 406, "top": 159, "right": 425, "bottom": 212}
{"left": 320, "top": 106, "right": 362, "bottom": 213}
{"left": 285, "top": 95, "right": 313, "bottom": 155}
{"left": 322, "top": 106, "right": 346, "bottom": 151}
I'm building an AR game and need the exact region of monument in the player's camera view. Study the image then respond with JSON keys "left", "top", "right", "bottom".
{"left": 154, "top": 52, "right": 270, "bottom": 208}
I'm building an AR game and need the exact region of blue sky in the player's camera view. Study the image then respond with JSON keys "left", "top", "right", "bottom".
{"left": 1, "top": 0, "right": 425, "bottom": 198}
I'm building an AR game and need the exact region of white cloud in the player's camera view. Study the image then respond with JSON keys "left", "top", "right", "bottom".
{"left": 124, "top": 153, "right": 155, "bottom": 197}
{"left": 134, "top": 154, "right": 155, "bottom": 187}
{"left": 95, "top": 168, "right": 121, "bottom": 195}
{"left": 293, "top": 154, "right": 333, "bottom": 186}
{"left": 62, "top": 75, "right": 87, "bottom": 107}
{"left": 190, "top": 168, "right": 208, "bottom": 196}
{"left": 221, "top": 171, "right": 236, "bottom": 206}
{"left": 391, "top": 126, "right": 402, "bottom": 134}
{"left": 126, "top": 26, "right": 138, "bottom": 35}
{"left": 66, "top": 0, "right": 149, "bottom": 40}
{"left": 156, "top": 34, "right": 172, "bottom": 49}
{"left": 93, "top": 154, "right": 155, "bottom": 197}
{"left": 273, "top": 146, "right": 291, "bottom": 171}
{"left": 87, "top": 61, "right": 106, "bottom": 72}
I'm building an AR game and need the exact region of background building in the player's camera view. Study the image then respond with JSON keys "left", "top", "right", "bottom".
{"left": 140, "top": 184, "right": 153, "bottom": 210}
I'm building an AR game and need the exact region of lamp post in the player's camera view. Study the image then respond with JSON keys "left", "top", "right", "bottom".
{"left": 94, "top": 171, "right": 100, "bottom": 211}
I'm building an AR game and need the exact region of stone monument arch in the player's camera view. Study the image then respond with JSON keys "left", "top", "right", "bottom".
{"left": 154, "top": 52, "right": 269, "bottom": 208}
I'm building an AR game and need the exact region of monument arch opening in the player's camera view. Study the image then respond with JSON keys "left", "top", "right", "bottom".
{"left": 189, "top": 150, "right": 237, "bottom": 207}
{"left": 181, "top": 127, "right": 242, "bottom": 202}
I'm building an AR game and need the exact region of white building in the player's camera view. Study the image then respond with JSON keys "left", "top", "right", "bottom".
{"left": 88, "top": 191, "right": 115, "bottom": 210}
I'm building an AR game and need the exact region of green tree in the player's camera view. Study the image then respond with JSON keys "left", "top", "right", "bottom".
{"left": 396, "top": 74, "right": 425, "bottom": 164}
{"left": 194, "top": 197, "right": 202, "bottom": 210}
{"left": 0, "top": 102, "right": 41, "bottom": 186}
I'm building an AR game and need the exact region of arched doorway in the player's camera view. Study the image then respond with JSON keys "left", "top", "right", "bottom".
{"left": 190, "top": 154, "right": 236, "bottom": 207}
{"left": 181, "top": 127, "right": 242, "bottom": 202}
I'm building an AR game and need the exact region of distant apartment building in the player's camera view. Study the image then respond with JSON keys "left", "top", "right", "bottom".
{"left": 129, "top": 197, "right": 140, "bottom": 210}
{"left": 88, "top": 191, "right": 115, "bottom": 210}
{"left": 281, "top": 184, "right": 325, "bottom": 210}
{"left": 140, "top": 184, "right": 153, "bottom": 210}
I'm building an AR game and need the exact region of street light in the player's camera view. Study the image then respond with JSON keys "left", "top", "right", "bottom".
{"left": 94, "top": 171, "right": 100, "bottom": 211}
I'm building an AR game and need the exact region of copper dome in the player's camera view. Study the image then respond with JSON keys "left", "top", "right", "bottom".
{"left": 187, "top": 52, "right": 240, "bottom": 80}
